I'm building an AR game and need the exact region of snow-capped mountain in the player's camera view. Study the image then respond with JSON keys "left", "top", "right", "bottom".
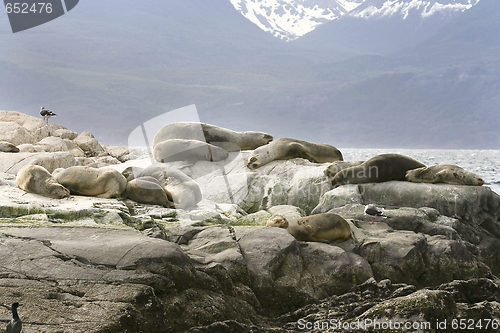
{"left": 350, "top": 0, "right": 480, "bottom": 20}
{"left": 230, "top": 0, "right": 481, "bottom": 41}
{"left": 229, "top": 0, "right": 365, "bottom": 41}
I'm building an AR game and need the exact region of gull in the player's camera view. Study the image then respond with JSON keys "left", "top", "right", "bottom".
{"left": 364, "top": 204, "right": 388, "bottom": 225}
{"left": 5, "top": 302, "right": 22, "bottom": 333}
{"left": 40, "top": 106, "right": 57, "bottom": 123}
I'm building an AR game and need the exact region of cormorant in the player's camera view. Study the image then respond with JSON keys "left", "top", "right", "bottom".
{"left": 5, "top": 302, "right": 22, "bottom": 333}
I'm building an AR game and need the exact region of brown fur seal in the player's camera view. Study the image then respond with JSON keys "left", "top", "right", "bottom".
{"left": 153, "top": 139, "right": 228, "bottom": 163}
{"left": 405, "top": 164, "right": 484, "bottom": 186}
{"left": 331, "top": 154, "right": 426, "bottom": 186}
{"left": 0, "top": 141, "right": 19, "bottom": 153}
{"left": 324, "top": 160, "right": 365, "bottom": 177}
{"left": 266, "top": 213, "right": 352, "bottom": 242}
{"left": 138, "top": 165, "right": 202, "bottom": 209}
{"left": 52, "top": 166, "right": 127, "bottom": 198}
{"left": 125, "top": 177, "right": 175, "bottom": 208}
{"left": 247, "top": 138, "right": 343, "bottom": 169}
{"left": 16, "top": 165, "right": 70, "bottom": 199}
{"left": 152, "top": 122, "right": 273, "bottom": 151}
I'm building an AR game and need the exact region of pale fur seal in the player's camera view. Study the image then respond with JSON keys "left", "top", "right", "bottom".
{"left": 138, "top": 165, "right": 202, "bottom": 209}
{"left": 266, "top": 213, "right": 352, "bottom": 242}
{"left": 125, "top": 177, "right": 175, "bottom": 208}
{"left": 0, "top": 141, "right": 19, "bottom": 153}
{"left": 324, "top": 160, "right": 365, "bottom": 178}
{"left": 247, "top": 138, "right": 343, "bottom": 169}
{"left": 153, "top": 139, "right": 228, "bottom": 163}
{"left": 152, "top": 122, "right": 273, "bottom": 151}
{"left": 331, "top": 154, "right": 426, "bottom": 186}
{"left": 52, "top": 166, "right": 127, "bottom": 198}
{"left": 16, "top": 165, "right": 70, "bottom": 199}
{"left": 405, "top": 164, "right": 484, "bottom": 186}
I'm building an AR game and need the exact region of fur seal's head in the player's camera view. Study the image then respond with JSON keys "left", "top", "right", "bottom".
{"left": 266, "top": 215, "right": 289, "bottom": 228}
{"left": 51, "top": 183, "right": 71, "bottom": 199}
{"left": 246, "top": 156, "right": 262, "bottom": 170}
{"left": 238, "top": 132, "right": 273, "bottom": 150}
{"left": 259, "top": 133, "right": 273, "bottom": 145}
{"left": 405, "top": 168, "right": 424, "bottom": 181}
{"left": 472, "top": 176, "right": 485, "bottom": 186}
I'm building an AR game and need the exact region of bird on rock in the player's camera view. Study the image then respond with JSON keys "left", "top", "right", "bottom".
{"left": 364, "top": 204, "right": 389, "bottom": 225}
{"left": 40, "top": 106, "right": 56, "bottom": 123}
{"left": 5, "top": 302, "right": 22, "bottom": 333}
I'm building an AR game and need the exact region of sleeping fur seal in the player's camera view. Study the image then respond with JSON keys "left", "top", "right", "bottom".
{"left": 138, "top": 165, "right": 202, "bottom": 209}
{"left": 331, "top": 154, "right": 425, "bottom": 186}
{"left": 247, "top": 138, "right": 343, "bottom": 169}
{"left": 405, "top": 164, "right": 484, "bottom": 186}
{"left": 16, "top": 165, "right": 70, "bottom": 199}
{"left": 153, "top": 139, "right": 229, "bottom": 163}
{"left": 267, "top": 213, "right": 352, "bottom": 242}
{"left": 125, "top": 176, "right": 175, "bottom": 207}
{"left": 52, "top": 166, "right": 127, "bottom": 198}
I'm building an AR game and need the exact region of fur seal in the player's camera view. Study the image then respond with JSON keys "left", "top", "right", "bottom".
{"left": 16, "top": 165, "right": 70, "bottom": 199}
{"left": 0, "top": 141, "right": 19, "bottom": 153}
{"left": 324, "top": 160, "right": 365, "bottom": 177}
{"left": 331, "top": 154, "right": 426, "bottom": 186}
{"left": 138, "top": 165, "right": 202, "bottom": 209}
{"left": 247, "top": 138, "right": 343, "bottom": 169}
{"left": 152, "top": 122, "right": 273, "bottom": 151}
{"left": 153, "top": 139, "right": 228, "bottom": 163}
{"left": 405, "top": 164, "right": 484, "bottom": 186}
{"left": 52, "top": 166, "right": 127, "bottom": 198}
{"left": 125, "top": 177, "right": 175, "bottom": 208}
{"left": 266, "top": 213, "right": 352, "bottom": 242}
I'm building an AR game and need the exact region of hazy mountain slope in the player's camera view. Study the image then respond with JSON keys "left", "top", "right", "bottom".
{"left": 208, "top": 0, "right": 499, "bottom": 149}
{"left": 398, "top": 0, "right": 500, "bottom": 66}
{"left": 296, "top": 0, "right": 481, "bottom": 54}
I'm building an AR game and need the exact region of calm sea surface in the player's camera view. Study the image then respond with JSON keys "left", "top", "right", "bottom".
{"left": 340, "top": 149, "right": 500, "bottom": 195}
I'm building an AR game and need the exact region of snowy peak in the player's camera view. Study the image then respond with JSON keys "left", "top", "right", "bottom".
{"left": 347, "top": 0, "right": 480, "bottom": 20}
{"left": 230, "top": 0, "right": 481, "bottom": 41}
{"left": 229, "top": 0, "right": 365, "bottom": 41}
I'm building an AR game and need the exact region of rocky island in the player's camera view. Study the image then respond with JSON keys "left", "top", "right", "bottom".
{"left": 0, "top": 110, "right": 499, "bottom": 332}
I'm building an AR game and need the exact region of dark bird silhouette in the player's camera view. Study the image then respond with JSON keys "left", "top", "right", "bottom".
{"left": 5, "top": 302, "right": 22, "bottom": 333}
{"left": 40, "top": 106, "right": 57, "bottom": 123}
{"left": 364, "top": 204, "right": 389, "bottom": 224}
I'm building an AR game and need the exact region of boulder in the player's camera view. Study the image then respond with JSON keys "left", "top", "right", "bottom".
{"left": 0, "top": 110, "right": 68, "bottom": 142}
{"left": 313, "top": 181, "right": 500, "bottom": 226}
{"left": 0, "top": 121, "right": 34, "bottom": 145}
{"left": 0, "top": 151, "right": 76, "bottom": 175}
{"left": 191, "top": 156, "right": 333, "bottom": 214}
{"left": 53, "top": 128, "right": 78, "bottom": 140}
{"left": 74, "top": 131, "right": 106, "bottom": 157}
{"left": 238, "top": 227, "right": 373, "bottom": 314}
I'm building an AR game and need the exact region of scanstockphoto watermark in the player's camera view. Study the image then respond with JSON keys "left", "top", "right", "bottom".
{"left": 297, "top": 318, "right": 432, "bottom": 331}
{"left": 297, "top": 318, "right": 500, "bottom": 331}
{"left": 127, "top": 105, "right": 251, "bottom": 205}
{"left": 4, "top": 0, "right": 79, "bottom": 33}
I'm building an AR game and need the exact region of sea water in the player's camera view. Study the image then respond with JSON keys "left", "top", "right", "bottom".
{"left": 340, "top": 148, "right": 500, "bottom": 195}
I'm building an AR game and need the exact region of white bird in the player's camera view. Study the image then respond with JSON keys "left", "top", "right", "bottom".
{"left": 364, "top": 204, "right": 388, "bottom": 224}
{"left": 40, "top": 106, "right": 57, "bottom": 123}
{"left": 5, "top": 302, "right": 22, "bottom": 333}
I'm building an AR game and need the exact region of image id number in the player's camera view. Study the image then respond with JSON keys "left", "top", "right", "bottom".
{"left": 5, "top": 3, "right": 53, "bottom": 14}
{"left": 451, "top": 319, "right": 499, "bottom": 330}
